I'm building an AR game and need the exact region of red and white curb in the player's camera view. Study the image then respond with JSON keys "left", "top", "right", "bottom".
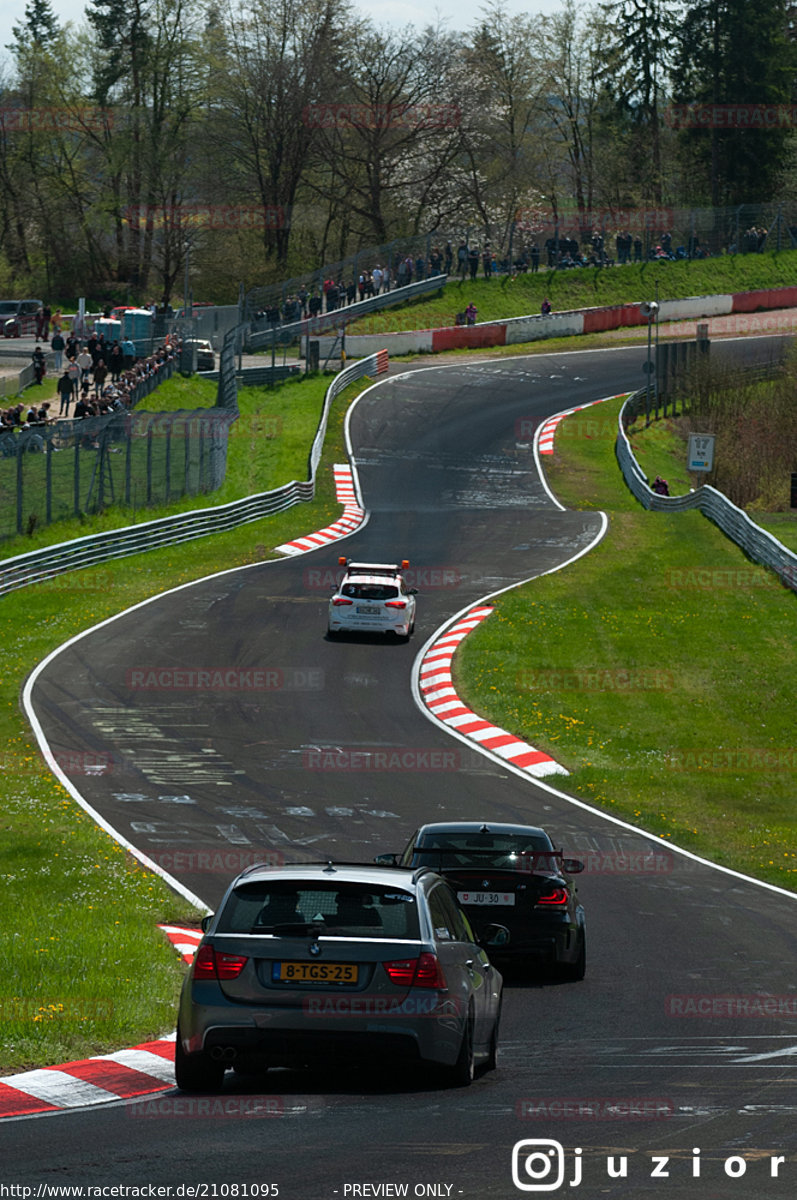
{"left": 418, "top": 607, "right": 568, "bottom": 778}
{"left": 537, "top": 394, "right": 624, "bottom": 454}
{"left": 159, "top": 923, "right": 202, "bottom": 963}
{"left": 0, "top": 1039, "right": 176, "bottom": 1117}
{"left": 275, "top": 463, "right": 364, "bottom": 555}
{"left": 0, "top": 927, "right": 205, "bottom": 1119}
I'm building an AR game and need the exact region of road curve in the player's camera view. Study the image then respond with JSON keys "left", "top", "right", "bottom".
{"left": 7, "top": 339, "right": 796, "bottom": 1200}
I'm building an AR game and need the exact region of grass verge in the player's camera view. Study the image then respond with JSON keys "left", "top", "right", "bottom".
{"left": 455, "top": 394, "right": 797, "bottom": 891}
{"left": 0, "top": 372, "right": 373, "bottom": 1073}
{"left": 346, "top": 249, "right": 797, "bottom": 335}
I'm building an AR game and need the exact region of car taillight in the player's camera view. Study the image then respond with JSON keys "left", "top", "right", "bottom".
{"left": 384, "top": 600, "right": 407, "bottom": 609}
{"left": 192, "top": 945, "right": 248, "bottom": 980}
{"left": 536, "top": 886, "right": 569, "bottom": 906}
{"left": 332, "top": 597, "right": 354, "bottom": 606}
{"left": 383, "top": 953, "right": 447, "bottom": 989}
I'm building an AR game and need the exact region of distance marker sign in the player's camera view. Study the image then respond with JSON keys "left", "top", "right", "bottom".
{"left": 687, "top": 433, "right": 715, "bottom": 473}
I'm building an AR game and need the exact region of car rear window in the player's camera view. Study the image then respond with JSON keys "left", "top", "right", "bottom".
{"left": 341, "top": 583, "right": 398, "bottom": 600}
{"left": 217, "top": 881, "right": 420, "bottom": 939}
{"left": 413, "top": 834, "right": 556, "bottom": 871}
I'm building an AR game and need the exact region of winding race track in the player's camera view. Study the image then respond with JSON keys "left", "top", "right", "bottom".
{"left": 6, "top": 341, "right": 797, "bottom": 1199}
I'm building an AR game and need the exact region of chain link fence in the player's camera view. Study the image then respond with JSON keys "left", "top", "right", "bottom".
{"left": 0, "top": 406, "right": 235, "bottom": 542}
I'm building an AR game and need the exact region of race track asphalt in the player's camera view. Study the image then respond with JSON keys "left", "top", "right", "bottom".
{"left": 5, "top": 339, "right": 796, "bottom": 1199}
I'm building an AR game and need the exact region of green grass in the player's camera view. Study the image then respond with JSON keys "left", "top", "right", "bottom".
{"left": 0, "top": 372, "right": 337, "bottom": 561}
{"left": 0, "top": 371, "right": 373, "bottom": 1073}
{"left": 455, "top": 394, "right": 797, "bottom": 891}
{"left": 753, "top": 512, "right": 797, "bottom": 552}
{"left": 347, "top": 248, "right": 797, "bottom": 335}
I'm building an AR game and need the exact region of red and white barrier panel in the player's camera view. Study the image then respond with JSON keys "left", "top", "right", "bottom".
{"left": 276, "top": 463, "right": 365, "bottom": 556}
{"left": 419, "top": 607, "right": 568, "bottom": 778}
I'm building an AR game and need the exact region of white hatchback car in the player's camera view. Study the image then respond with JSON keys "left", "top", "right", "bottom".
{"left": 328, "top": 558, "right": 417, "bottom": 641}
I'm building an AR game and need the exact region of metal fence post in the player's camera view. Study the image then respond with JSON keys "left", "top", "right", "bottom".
{"left": 73, "top": 435, "right": 80, "bottom": 516}
{"left": 16, "top": 443, "right": 23, "bottom": 534}
{"left": 46, "top": 438, "right": 53, "bottom": 525}
{"left": 165, "top": 422, "right": 172, "bottom": 503}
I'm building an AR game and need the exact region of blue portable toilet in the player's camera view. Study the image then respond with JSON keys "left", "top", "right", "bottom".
{"left": 122, "top": 308, "right": 154, "bottom": 354}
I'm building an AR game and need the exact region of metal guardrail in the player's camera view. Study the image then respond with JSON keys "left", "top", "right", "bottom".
{"left": 0, "top": 350, "right": 387, "bottom": 597}
{"left": 246, "top": 275, "right": 447, "bottom": 349}
{"left": 616, "top": 390, "right": 797, "bottom": 590}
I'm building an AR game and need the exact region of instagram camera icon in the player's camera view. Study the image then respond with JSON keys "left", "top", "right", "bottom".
{"left": 512, "top": 1140, "right": 566, "bottom": 1192}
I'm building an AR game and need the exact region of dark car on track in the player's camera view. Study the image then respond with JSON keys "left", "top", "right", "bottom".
{"left": 176, "top": 860, "right": 503, "bottom": 1092}
{"left": 377, "top": 821, "right": 586, "bottom": 979}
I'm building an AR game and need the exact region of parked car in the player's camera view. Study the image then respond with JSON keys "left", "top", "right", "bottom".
{"left": 2, "top": 299, "right": 44, "bottom": 338}
{"left": 328, "top": 558, "right": 417, "bottom": 641}
{"left": 377, "top": 821, "right": 586, "bottom": 979}
{"left": 176, "top": 860, "right": 503, "bottom": 1092}
{"left": 183, "top": 338, "right": 215, "bottom": 371}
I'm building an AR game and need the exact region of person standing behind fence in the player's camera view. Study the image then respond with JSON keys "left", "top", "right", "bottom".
{"left": 93, "top": 358, "right": 108, "bottom": 397}
{"left": 31, "top": 345, "right": 47, "bottom": 385}
{"left": 77, "top": 345, "right": 93, "bottom": 384}
{"left": 121, "top": 337, "right": 136, "bottom": 370}
{"left": 109, "top": 340, "right": 123, "bottom": 381}
{"left": 57, "top": 370, "right": 73, "bottom": 415}
{"left": 67, "top": 356, "right": 81, "bottom": 400}
{"left": 51, "top": 329, "right": 65, "bottom": 370}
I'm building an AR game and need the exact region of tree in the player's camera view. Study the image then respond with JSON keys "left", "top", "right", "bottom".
{"left": 671, "top": 0, "right": 796, "bottom": 205}
{"left": 600, "top": 0, "right": 677, "bottom": 202}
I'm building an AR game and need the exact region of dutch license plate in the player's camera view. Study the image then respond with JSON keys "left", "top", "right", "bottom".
{"left": 457, "top": 891, "right": 515, "bottom": 906}
{"left": 356, "top": 606, "right": 381, "bottom": 615}
{"left": 272, "top": 961, "right": 359, "bottom": 984}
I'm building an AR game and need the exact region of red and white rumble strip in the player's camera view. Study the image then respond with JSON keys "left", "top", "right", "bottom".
{"left": 275, "top": 463, "right": 364, "bottom": 555}
{"left": 0, "top": 927, "right": 204, "bottom": 1118}
{"left": 159, "top": 923, "right": 202, "bottom": 963}
{"left": 537, "top": 394, "right": 625, "bottom": 454}
{"left": 418, "top": 607, "right": 568, "bottom": 778}
{"left": 0, "top": 1040, "right": 175, "bottom": 1117}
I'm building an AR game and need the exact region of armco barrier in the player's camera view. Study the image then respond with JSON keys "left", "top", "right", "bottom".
{"left": 0, "top": 350, "right": 388, "bottom": 597}
{"left": 616, "top": 389, "right": 797, "bottom": 591}
{"left": 246, "top": 275, "right": 447, "bottom": 349}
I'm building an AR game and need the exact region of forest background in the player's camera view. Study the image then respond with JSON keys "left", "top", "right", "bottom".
{"left": 2, "top": 0, "right": 797, "bottom": 306}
